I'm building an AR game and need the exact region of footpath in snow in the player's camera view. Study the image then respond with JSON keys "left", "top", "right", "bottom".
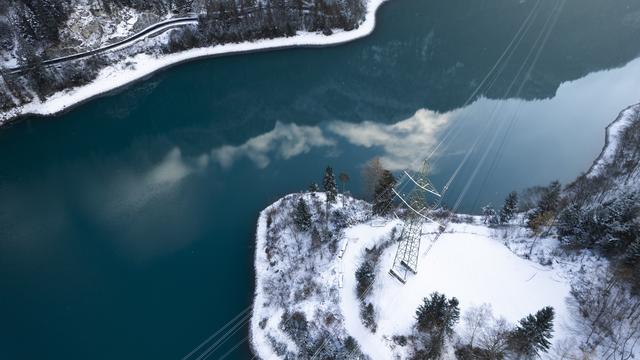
{"left": 0, "top": 0, "right": 387, "bottom": 125}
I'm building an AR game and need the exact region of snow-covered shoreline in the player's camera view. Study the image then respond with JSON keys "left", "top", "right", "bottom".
{"left": 586, "top": 102, "right": 640, "bottom": 178}
{"left": 0, "top": 0, "right": 387, "bottom": 126}
{"left": 250, "top": 197, "right": 283, "bottom": 359}
{"left": 250, "top": 193, "right": 367, "bottom": 358}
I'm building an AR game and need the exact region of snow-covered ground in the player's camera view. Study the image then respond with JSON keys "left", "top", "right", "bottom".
{"left": 587, "top": 103, "right": 640, "bottom": 178}
{"left": 250, "top": 193, "right": 602, "bottom": 359}
{"left": 0, "top": 0, "right": 387, "bottom": 125}
{"left": 340, "top": 221, "right": 574, "bottom": 359}
{"left": 58, "top": 5, "right": 141, "bottom": 50}
{"left": 251, "top": 193, "right": 371, "bottom": 359}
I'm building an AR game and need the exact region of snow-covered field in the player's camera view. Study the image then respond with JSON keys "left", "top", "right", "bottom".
{"left": 250, "top": 193, "right": 599, "bottom": 359}
{"left": 0, "top": 0, "right": 387, "bottom": 125}
{"left": 340, "top": 221, "right": 573, "bottom": 359}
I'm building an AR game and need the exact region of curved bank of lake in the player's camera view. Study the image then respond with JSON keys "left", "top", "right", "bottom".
{"left": 0, "top": 0, "right": 388, "bottom": 125}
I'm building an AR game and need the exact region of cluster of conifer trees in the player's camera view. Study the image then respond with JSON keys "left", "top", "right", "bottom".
{"left": 415, "top": 292, "right": 554, "bottom": 359}
{"left": 198, "top": 0, "right": 364, "bottom": 42}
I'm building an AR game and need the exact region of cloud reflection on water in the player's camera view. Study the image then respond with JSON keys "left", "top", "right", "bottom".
{"left": 328, "top": 109, "right": 451, "bottom": 170}
{"left": 211, "top": 121, "right": 335, "bottom": 169}
{"left": 200, "top": 109, "right": 451, "bottom": 171}
{"left": 79, "top": 56, "right": 640, "bottom": 261}
{"left": 147, "top": 55, "right": 640, "bottom": 182}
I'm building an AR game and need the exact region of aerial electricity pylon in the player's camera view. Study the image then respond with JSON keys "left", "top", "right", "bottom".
{"left": 389, "top": 160, "right": 441, "bottom": 283}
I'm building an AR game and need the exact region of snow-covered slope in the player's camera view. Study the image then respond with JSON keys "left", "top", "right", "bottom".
{"left": 568, "top": 102, "right": 640, "bottom": 204}
{"left": 587, "top": 103, "right": 640, "bottom": 179}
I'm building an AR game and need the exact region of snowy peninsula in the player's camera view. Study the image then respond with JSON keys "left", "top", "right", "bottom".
{"left": 250, "top": 103, "right": 640, "bottom": 359}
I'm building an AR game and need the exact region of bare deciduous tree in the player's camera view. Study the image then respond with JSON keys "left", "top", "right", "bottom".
{"left": 569, "top": 271, "right": 640, "bottom": 359}
{"left": 461, "top": 304, "right": 493, "bottom": 347}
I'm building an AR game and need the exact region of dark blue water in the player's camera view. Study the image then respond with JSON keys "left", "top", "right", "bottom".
{"left": 1, "top": 0, "right": 640, "bottom": 358}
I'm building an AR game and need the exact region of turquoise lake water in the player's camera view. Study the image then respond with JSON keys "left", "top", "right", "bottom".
{"left": 1, "top": 0, "right": 640, "bottom": 358}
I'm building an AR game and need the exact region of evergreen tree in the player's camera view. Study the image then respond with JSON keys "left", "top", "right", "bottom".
{"left": 527, "top": 181, "right": 561, "bottom": 230}
{"left": 625, "top": 238, "right": 640, "bottom": 265}
{"left": 499, "top": 191, "right": 518, "bottom": 224}
{"left": 355, "top": 261, "right": 375, "bottom": 298}
{"left": 557, "top": 203, "right": 584, "bottom": 241}
{"left": 323, "top": 166, "right": 337, "bottom": 203}
{"left": 482, "top": 204, "right": 499, "bottom": 225}
{"left": 174, "top": 0, "right": 193, "bottom": 13}
{"left": 373, "top": 170, "right": 396, "bottom": 216}
{"left": 309, "top": 183, "right": 319, "bottom": 192}
{"left": 574, "top": 193, "right": 639, "bottom": 254}
{"left": 508, "top": 306, "right": 554, "bottom": 357}
{"left": 415, "top": 292, "right": 460, "bottom": 334}
{"left": 281, "top": 311, "right": 308, "bottom": 344}
{"left": 538, "top": 181, "right": 562, "bottom": 214}
{"left": 360, "top": 302, "right": 377, "bottom": 332}
{"left": 311, "top": 226, "right": 322, "bottom": 249}
{"left": 624, "top": 239, "right": 640, "bottom": 288}
{"left": 344, "top": 336, "right": 359, "bottom": 354}
{"left": 603, "top": 193, "right": 639, "bottom": 252}
{"left": 293, "top": 198, "right": 312, "bottom": 231}
{"left": 415, "top": 292, "right": 460, "bottom": 358}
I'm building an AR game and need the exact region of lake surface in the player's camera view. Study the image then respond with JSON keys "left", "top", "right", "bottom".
{"left": 1, "top": 0, "right": 640, "bottom": 359}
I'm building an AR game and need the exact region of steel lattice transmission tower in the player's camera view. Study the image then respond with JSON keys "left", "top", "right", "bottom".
{"left": 389, "top": 160, "right": 441, "bottom": 283}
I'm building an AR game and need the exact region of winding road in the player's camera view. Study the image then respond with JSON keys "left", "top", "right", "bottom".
{"left": 9, "top": 15, "right": 199, "bottom": 73}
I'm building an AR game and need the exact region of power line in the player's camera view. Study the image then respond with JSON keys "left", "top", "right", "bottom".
{"left": 424, "top": 0, "right": 544, "bottom": 166}
{"left": 183, "top": 1, "right": 564, "bottom": 359}
{"left": 180, "top": 307, "right": 252, "bottom": 360}
{"left": 471, "top": 0, "right": 567, "bottom": 211}
{"left": 366, "top": 0, "right": 544, "bottom": 220}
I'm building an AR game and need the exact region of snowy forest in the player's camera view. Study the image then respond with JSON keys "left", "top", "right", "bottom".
{"left": 0, "top": 0, "right": 366, "bottom": 113}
